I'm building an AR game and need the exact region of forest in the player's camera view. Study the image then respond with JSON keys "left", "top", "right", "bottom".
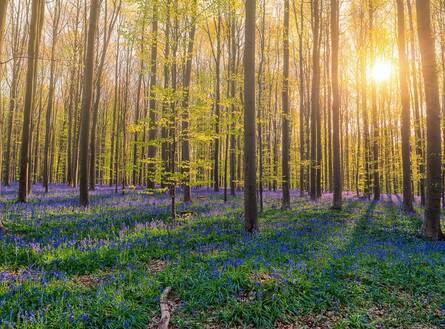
{"left": 0, "top": 0, "right": 445, "bottom": 327}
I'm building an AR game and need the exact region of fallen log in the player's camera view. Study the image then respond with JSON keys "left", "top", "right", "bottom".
{"left": 158, "top": 286, "right": 172, "bottom": 329}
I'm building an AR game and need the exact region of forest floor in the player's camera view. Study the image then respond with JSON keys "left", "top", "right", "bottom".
{"left": 0, "top": 185, "right": 444, "bottom": 329}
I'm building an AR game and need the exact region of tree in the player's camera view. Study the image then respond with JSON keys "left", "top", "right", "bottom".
{"left": 369, "top": 1, "right": 380, "bottom": 201}
{"left": 79, "top": 0, "right": 100, "bottom": 207}
{"left": 147, "top": 1, "right": 159, "bottom": 189}
{"left": 331, "top": 0, "right": 342, "bottom": 209}
{"left": 310, "top": 0, "right": 321, "bottom": 200}
{"left": 3, "top": 1, "right": 27, "bottom": 187}
{"left": 0, "top": 0, "right": 7, "bottom": 187}
{"left": 43, "top": 0, "right": 62, "bottom": 193}
{"left": 205, "top": 8, "right": 222, "bottom": 193}
{"left": 281, "top": 0, "right": 291, "bottom": 209}
{"left": 407, "top": 0, "right": 425, "bottom": 205}
{"left": 415, "top": 0, "right": 444, "bottom": 240}
{"left": 181, "top": 0, "right": 197, "bottom": 203}
{"left": 0, "top": 0, "right": 7, "bottom": 63}
{"left": 229, "top": 5, "right": 238, "bottom": 197}
{"left": 89, "top": 0, "right": 121, "bottom": 190}
{"left": 396, "top": 0, "right": 413, "bottom": 212}
{"left": 18, "top": 0, "right": 45, "bottom": 202}
{"left": 244, "top": 0, "right": 258, "bottom": 232}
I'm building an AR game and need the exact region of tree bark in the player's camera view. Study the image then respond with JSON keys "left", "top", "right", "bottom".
{"left": 79, "top": 0, "right": 100, "bottom": 207}
{"left": 243, "top": 0, "right": 258, "bottom": 232}
{"left": 43, "top": 0, "right": 61, "bottom": 193}
{"left": 416, "top": 0, "right": 444, "bottom": 240}
{"left": 213, "top": 11, "right": 221, "bottom": 192}
{"left": 147, "top": 2, "right": 159, "bottom": 189}
{"left": 18, "top": 0, "right": 44, "bottom": 202}
{"left": 331, "top": 0, "right": 342, "bottom": 209}
{"left": 369, "top": 2, "right": 380, "bottom": 201}
{"left": 181, "top": 1, "right": 197, "bottom": 203}
{"left": 396, "top": 0, "right": 413, "bottom": 211}
{"left": 281, "top": 0, "right": 290, "bottom": 209}
{"left": 310, "top": 0, "right": 321, "bottom": 200}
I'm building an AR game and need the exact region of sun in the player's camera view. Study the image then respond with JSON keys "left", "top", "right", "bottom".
{"left": 369, "top": 58, "right": 394, "bottom": 83}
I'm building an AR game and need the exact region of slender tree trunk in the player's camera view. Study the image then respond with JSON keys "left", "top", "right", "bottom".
{"left": 133, "top": 56, "right": 144, "bottom": 186}
{"left": 281, "top": 0, "right": 290, "bottom": 209}
{"left": 160, "top": 4, "right": 169, "bottom": 187}
{"left": 0, "top": 0, "right": 8, "bottom": 183}
{"left": 90, "top": 0, "right": 121, "bottom": 191}
{"left": 181, "top": 1, "right": 197, "bottom": 203}
{"left": 257, "top": 0, "right": 266, "bottom": 211}
{"left": 292, "top": 0, "right": 305, "bottom": 197}
{"left": 147, "top": 3, "right": 159, "bottom": 189}
{"left": 121, "top": 45, "right": 132, "bottom": 194}
{"left": 33, "top": 94, "right": 43, "bottom": 183}
{"left": 213, "top": 12, "right": 221, "bottom": 192}
{"left": 43, "top": 0, "right": 61, "bottom": 193}
{"left": 310, "top": 0, "right": 321, "bottom": 200}
{"left": 244, "top": 0, "right": 258, "bottom": 232}
{"left": 110, "top": 32, "right": 120, "bottom": 186}
{"left": 0, "top": 0, "right": 5, "bottom": 188}
{"left": 4, "top": 61, "right": 20, "bottom": 186}
{"left": 79, "top": 0, "right": 99, "bottom": 207}
{"left": 407, "top": 0, "right": 425, "bottom": 205}
{"left": 396, "top": 0, "right": 413, "bottom": 211}
{"left": 169, "top": 1, "right": 179, "bottom": 219}
{"left": 0, "top": 0, "right": 6, "bottom": 61}
{"left": 331, "top": 0, "right": 342, "bottom": 209}
{"left": 369, "top": 2, "right": 380, "bottom": 201}
{"left": 229, "top": 12, "right": 237, "bottom": 197}
{"left": 18, "top": 0, "right": 44, "bottom": 202}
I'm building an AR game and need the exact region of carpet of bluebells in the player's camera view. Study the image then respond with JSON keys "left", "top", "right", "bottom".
{"left": 0, "top": 184, "right": 444, "bottom": 328}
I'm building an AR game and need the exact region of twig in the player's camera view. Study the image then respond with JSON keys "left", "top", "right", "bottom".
{"left": 158, "top": 286, "right": 172, "bottom": 329}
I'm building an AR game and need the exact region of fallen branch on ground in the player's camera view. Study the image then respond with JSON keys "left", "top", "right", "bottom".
{"left": 158, "top": 286, "right": 172, "bottom": 329}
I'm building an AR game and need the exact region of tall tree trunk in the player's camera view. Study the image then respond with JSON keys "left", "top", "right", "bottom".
{"left": 331, "top": 0, "right": 342, "bottom": 209}
{"left": 257, "top": 0, "right": 266, "bottom": 211}
{"left": 244, "top": 0, "right": 258, "bottom": 232}
{"left": 407, "top": 0, "right": 425, "bottom": 205}
{"left": 43, "top": 0, "right": 61, "bottom": 193}
{"left": 79, "top": 0, "right": 99, "bottom": 207}
{"left": 181, "top": 1, "right": 197, "bottom": 203}
{"left": 310, "top": 0, "right": 321, "bottom": 200}
{"left": 213, "top": 11, "right": 221, "bottom": 192}
{"left": 169, "top": 0, "right": 179, "bottom": 219}
{"left": 396, "top": 0, "right": 413, "bottom": 211}
{"left": 90, "top": 0, "right": 121, "bottom": 190}
{"left": 0, "top": 4, "right": 6, "bottom": 175}
{"left": 362, "top": 85, "right": 370, "bottom": 199}
{"left": 133, "top": 54, "right": 145, "bottom": 186}
{"left": 147, "top": 2, "right": 159, "bottom": 189}
{"left": 229, "top": 11, "right": 237, "bottom": 197}
{"left": 4, "top": 60, "right": 20, "bottom": 186}
{"left": 109, "top": 32, "right": 120, "bottom": 186}
{"left": 293, "top": 0, "right": 305, "bottom": 197}
{"left": 121, "top": 44, "right": 132, "bottom": 193}
{"left": 0, "top": 0, "right": 5, "bottom": 186}
{"left": 416, "top": 0, "right": 444, "bottom": 240}
{"left": 281, "top": 0, "right": 290, "bottom": 209}
{"left": 369, "top": 2, "right": 380, "bottom": 201}
{"left": 18, "top": 0, "right": 44, "bottom": 202}
{"left": 160, "top": 3, "right": 170, "bottom": 187}
{"left": 0, "top": 0, "right": 6, "bottom": 61}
